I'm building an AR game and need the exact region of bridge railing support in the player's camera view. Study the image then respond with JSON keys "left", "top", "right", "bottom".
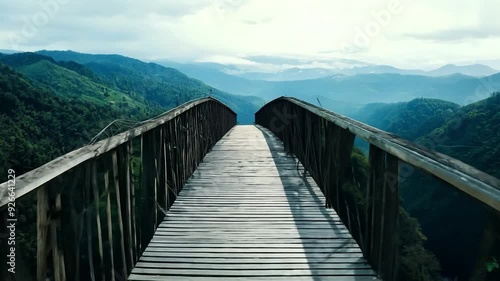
{"left": 0, "top": 97, "right": 236, "bottom": 281}
{"left": 256, "top": 97, "right": 500, "bottom": 281}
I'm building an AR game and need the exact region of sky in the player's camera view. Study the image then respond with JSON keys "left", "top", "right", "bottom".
{"left": 1, "top": 0, "right": 499, "bottom": 70}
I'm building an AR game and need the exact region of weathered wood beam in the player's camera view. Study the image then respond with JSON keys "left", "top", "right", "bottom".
{"left": 256, "top": 97, "right": 500, "bottom": 211}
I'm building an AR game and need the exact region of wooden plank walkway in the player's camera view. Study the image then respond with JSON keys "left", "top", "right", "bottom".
{"left": 128, "top": 125, "right": 379, "bottom": 281}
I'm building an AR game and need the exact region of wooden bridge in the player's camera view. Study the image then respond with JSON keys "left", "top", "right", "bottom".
{"left": 1, "top": 97, "right": 499, "bottom": 281}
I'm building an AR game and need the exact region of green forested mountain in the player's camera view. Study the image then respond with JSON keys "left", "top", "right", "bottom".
{"left": 0, "top": 63, "right": 144, "bottom": 175}
{"left": 353, "top": 98, "right": 461, "bottom": 140}
{"left": 418, "top": 93, "right": 500, "bottom": 177}
{"left": 0, "top": 51, "right": 264, "bottom": 173}
{"left": 0, "top": 52, "right": 163, "bottom": 113}
{"left": 36, "top": 50, "right": 263, "bottom": 123}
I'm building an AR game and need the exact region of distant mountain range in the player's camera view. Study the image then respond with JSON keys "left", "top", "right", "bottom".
{"left": 231, "top": 64, "right": 498, "bottom": 81}
{"left": 157, "top": 54, "right": 498, "bottom": 82}
{"left": 156, "top": 59, "right": 500, "bottom": 116}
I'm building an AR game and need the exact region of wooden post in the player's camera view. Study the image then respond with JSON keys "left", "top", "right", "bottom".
{"left": 66, "top": 169, "right": 84, "bottom": 281}
{"left": 112, "top": 151, "right": 128, "bottom": 278}
{"left": 156, "top": 127, "right": 167, "bottom": 221}
{"left": 91, "top": 161, "right": 104, "bottom": 281}
{"left": 118, "top": 142, "right": 134, "bottom": 273}
{"left": 104, "top": 169, "right": 115, "bottom": 281}
{"left": 85, "top": 163, "right": 96, "bottom": 281}
{"left": 323, "top": 122, "right": 341, "bottom": 208}
{"left": 37, "top": 185, "right": 50, "bottom": 281}
{"left": 335, "top": 128, "right": 355, "bottom": 217}
{"left": 366, "top": 145, "right": 399, "bottom": 281}
{"left": 141, "top": 131, "right": 156, "bottom": 248}
{"left": 164, "top": 124, "right": 172, "bottom": 209}
{"left": 129, "top": 142, "right": 138, "bottom": 263}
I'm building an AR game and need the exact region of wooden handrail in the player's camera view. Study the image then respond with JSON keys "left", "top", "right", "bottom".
{"left": 256, "top": 96, "right": 500, "bottom": 211}
{"left": 0, "top": 97, "right": 236, "bottom": 208}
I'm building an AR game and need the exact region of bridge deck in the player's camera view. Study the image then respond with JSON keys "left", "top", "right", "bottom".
{"left": 128, "top": 125, "right": 379, "bottom": 281}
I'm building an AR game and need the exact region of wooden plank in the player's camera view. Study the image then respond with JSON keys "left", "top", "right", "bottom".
{"left": 143, "top": 247, "right": 362, "bottom": 253}
{"left": 147, "top": 242, "right": 359, "bottom": 247}
{"left": 129, "top": 275, "right": 380, "bottom": 281}
{"left": 163, "top": 218, "right": 343, "bottom": 222}
{"left": 129, "top": 125, "right": 376, "bottom": 281}
{"left": 137, "top": 256, "right": 368, "bottom": 264}
{"left": 131, "top": 268, "right": 376, "bottom": 276}
{"left": 135, "top": 262, "right": 371, "bottom": 269}
{"left": 141, "top": 252, "right": 365, "bottom": 258}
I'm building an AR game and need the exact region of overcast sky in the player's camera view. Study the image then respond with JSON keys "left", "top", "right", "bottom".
{"left": 1, "top": 0, "right": 499, "bottom": 69}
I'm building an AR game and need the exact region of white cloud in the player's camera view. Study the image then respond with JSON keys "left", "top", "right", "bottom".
{"left": 0, "top": 0, "right": 499, "bottom": 69}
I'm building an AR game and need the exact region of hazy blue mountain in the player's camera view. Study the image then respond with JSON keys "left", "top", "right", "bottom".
{"left": 236, "top": 68, "right": 337, "bottom": 81}
{"left": 0, "top": 49, "right": 20, "bottom": 54}
{"left": 245, "top": 73, "right": 497, "bottom": 106}
{"left": 347, "top": 65, "right": 425, "bottom": 75}
{"left": 233, "top": 65, "right": 422, "bottom": 81}
{"left": 232, "top": 64, "right": 498, "bottom": 80}
{"left": 164, "top": 55, "right": 498, "bottom": 82}
{"left": 346, "top": 64, "right": 497, "bottom": 77}
{"left": 427, "top": 64, "right": 498, "bottom": 77}
{"left": 155, "top": 60, "right": 262, "bottom": 97}
{"left": 153, "top": 59, "right": 500, "bottom": 117}
{"left": 243, "top": 55, "right": 366, "bottom": 66}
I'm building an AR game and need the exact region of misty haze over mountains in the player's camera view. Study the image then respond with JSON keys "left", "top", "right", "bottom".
{"left": 156, "top": 55, "right": 500, "bottom": 116}
{"left": 157, "top": 54, "right": 499, "bottom": 81}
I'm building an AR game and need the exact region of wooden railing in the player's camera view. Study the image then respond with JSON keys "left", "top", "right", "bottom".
{"left": 255, "top": 97, "right": 500, "bottom": 281}
{"left": 0, "top": 97, "right": 236, "bottom": 281}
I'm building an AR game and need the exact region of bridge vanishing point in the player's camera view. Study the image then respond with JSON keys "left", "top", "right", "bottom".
{"left": 1, "top": 97, "right": 499, "bottom": 281}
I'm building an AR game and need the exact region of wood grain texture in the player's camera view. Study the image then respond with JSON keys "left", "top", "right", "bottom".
{"left": 129, "top": 125, "right": 379, "bottom": 281}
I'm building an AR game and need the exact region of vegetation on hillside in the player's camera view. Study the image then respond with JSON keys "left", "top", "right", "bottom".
{"left": 353, "top": 98, "right": 460, "bottom": 140}
{"left": 37, "top": 50, "right": 263, "bottom": 123}
{"left": 0, "top": 63, "right": 154, "bottom": 174}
